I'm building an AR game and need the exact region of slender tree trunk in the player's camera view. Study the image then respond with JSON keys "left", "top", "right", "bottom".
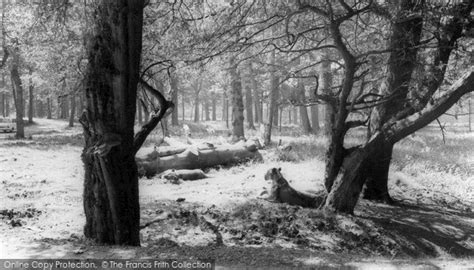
{"left": 10, "top": 49, "right": 25, "bottom": 139}
{"left": 230, "top": 58, "right": 245, "bottom": 140}
{"left": 182, "top": 97, "right": 185, "bottom": 121}
{"left": 288, "top": 107, "right": 291, "bottom": 125}
{"left": 293, "top": 107, "right": 298, "bottom": 125}
{"left": 251, "top": 68, "right": 261, "bottom": 124}
{"left": 5, "top": 97, "right": 9, "bottom": 117}
{"left": 193, "top": 79, "right": 201, "bottom": 123}
{"left": 245, "top": 85, "right": 255, "bottom": 129}
{"left": 170, "top": 73, "right": 179, "bottom": 126}
{"left": 194, "top": 101, "right": 199, "bottom": 122}
{"left": 310, "top": 105, "right": 319, "bottom": 133}
{"left": 28, "top": 70, "right": 34, "bottom": 123}
{"left": 209, "top": 98, "right": 215, "bottom": 121}
{"left": 263, "top": 51, "right": 279, "bottom": 144}
{"left": 204, "top": 100, "right": 210, "bottom": 121}
{"left": 69, "top": 94, "right": 76, "bottom": 127}
{"left": 297, "top": 80, "right": 311, "bottom": 134}
{"left": 81, "top": 0, "right": 144, "bottom": 245}
{"left": 47, "top": 97, "right": 52, "bottom": 119}
{"left": 1, "top": 93, "right": 5, "bottom": 117}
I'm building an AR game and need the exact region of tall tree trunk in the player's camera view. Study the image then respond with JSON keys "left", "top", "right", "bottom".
{"left": 193, "top": 79, "right": 201, "bottom": 123}
{"left": 324, "top": 0, "right": 425, "bottom": 213}
{"left": 47, "top": 97, "right": 52, "bottom": 119}
{"left": 170, "top": 73, "right": 179, "bottom": 126}
{"left": 250, "top": 64, "right": 261, "bottom": 124}
{"left": 263, "top": 50, "right": 278, "bottom": 145}
{"left": 325, "top": 70, "right": 474, "bottom": 213}
{"left": 363, "top": 0, "right": 424, "bottom": 203}
{"left": 293, "top": 107, "right": 298, "bottom": 125}
{"left": 28, "top": 70, "right": 34, "bottom": 123}
{"left": 245, "top": 85, "right": 255, "bottom": 129}
{"left": 194, "top": 100, "right": 199, "bottom": 122}
{"left": 81, "top": 0, "right": 144, "bottom": 245}
{"left": 230, "top": 58, "right": 244, "bottom": 140}
{"left": 212, "top": 97, "right": 217, "bottom": 121}
{"left": 310, "top": 105, "right": 319, "bottom": 133}
{"left": 297, "top": 80, "right": 311, "bottom": 134}
{"left": 204, "top": 100, "right": 210, "bottom": 121}
{"left": 224, "top": 93, "right": 229, "bottom": 128}
{"left": 36, "top": 99, "right": 44, "bottom": 118}
{"left": 181, "top": 97, "right": 185, "bottom": 121}
{"left": 69, "top": 94, "right": 76, "bottom": 127}
{"left": 1, "top": 93, "right": 5, "bottom": 117}
{"left": 10, "top": 49, "right": 25, "bottom": 139}
{"left": 272, "top": 84, "right": 279, "bottom": 127}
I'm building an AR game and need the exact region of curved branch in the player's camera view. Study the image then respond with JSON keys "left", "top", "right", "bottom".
{"left": 133, "top": 79, "right": 175, "bottom": 155}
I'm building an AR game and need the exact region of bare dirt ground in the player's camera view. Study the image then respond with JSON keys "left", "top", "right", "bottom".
{"left": 0, "top": 119, "right": 473, "bottom": 269}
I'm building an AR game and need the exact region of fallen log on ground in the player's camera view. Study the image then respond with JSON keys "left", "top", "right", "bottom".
{"left": 264, "top": 168, "right": 325, "bottom": 208}
{"left": 161, "top": 169, "right": 208, "bottom": 181}
{"left": 137, "top": 140, "right": 262, "bottom": 177}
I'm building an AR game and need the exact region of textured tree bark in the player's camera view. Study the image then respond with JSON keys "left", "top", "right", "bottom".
{"left": 230, "top": 58, "right": 245, "bottom": 141}
{"left": 137, "top": 141, "right": 262, "bottom": 177}
{"left": 324, "top": 68, "right": 474, "bottom": 214}
{"left": 363, "top": 0, "right": 424, "bottom": 203}
{"left": 10, "top": 48, "right": 24, "bottom": 139}
{"left": 204, "top": 100, "right": 210, "bottom": 121}
{"left": 297, "top": 80, "right": 311, "bottom": 134}
{"left": 81, "top": 0, "right": 144, "bottom": 245}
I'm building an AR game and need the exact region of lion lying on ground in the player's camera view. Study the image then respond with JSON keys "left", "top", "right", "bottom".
{"left": 264, "top": 167, "right": 324, "bottom": 208}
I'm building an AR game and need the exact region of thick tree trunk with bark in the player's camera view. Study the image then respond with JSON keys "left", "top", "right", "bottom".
{"left": 80, "top": 0, "right": 144, "bottom": 245}
{"left": 363, "top": 0, "right": 423, "bottom": 203}
{"left": 10, "top": 49, "right": 24, "bottom": 139}
{"left": 324, "top": 68, "right": 474, "bottom": 214}
{"left": 230, "top": 58, "right": 245, "bottom": 141}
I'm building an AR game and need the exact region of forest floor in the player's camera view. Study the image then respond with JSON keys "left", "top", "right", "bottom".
{"left": 0, "top": 119, "right": 473, "bottom": 269}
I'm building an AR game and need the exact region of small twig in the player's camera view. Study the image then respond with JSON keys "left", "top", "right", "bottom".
{"left": 435, "top": 118, "right": 446, "bottom": 144}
